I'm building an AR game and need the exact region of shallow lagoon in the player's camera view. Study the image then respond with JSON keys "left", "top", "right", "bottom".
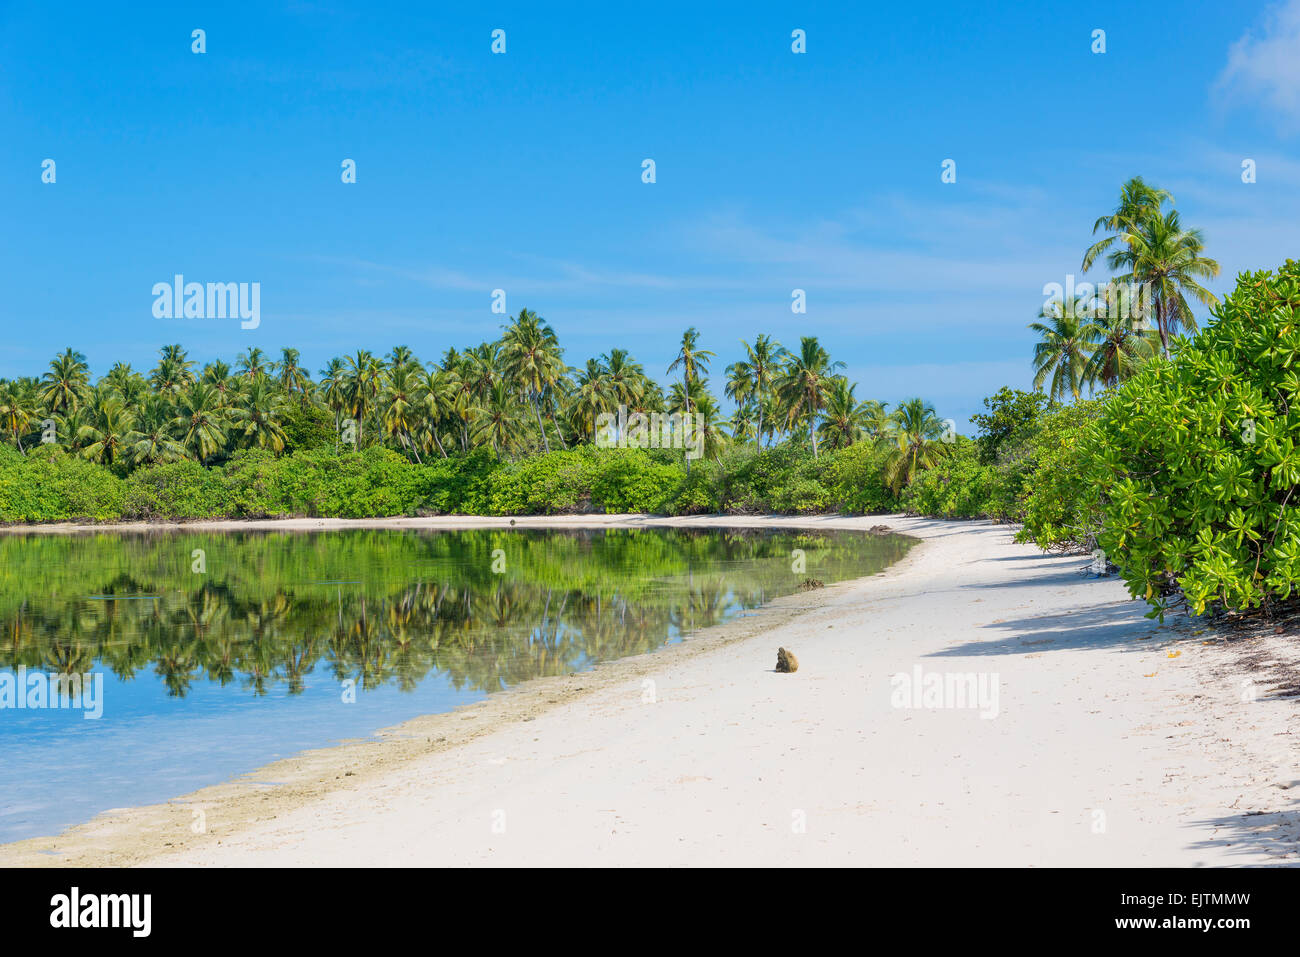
{"left": 0, "top": 526, "right": 912, "bottom": 842}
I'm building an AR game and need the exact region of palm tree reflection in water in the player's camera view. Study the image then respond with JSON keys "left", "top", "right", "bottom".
{"left": 0, "top": 527, "right": 912, "bottom": 701}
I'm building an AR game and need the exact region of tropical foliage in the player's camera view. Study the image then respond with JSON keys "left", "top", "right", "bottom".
{"left": 0, "top": 316, "right": 970, "bottom": 522}
{"left": 1031, "top": 176, "right": 1218, "bottom": 397}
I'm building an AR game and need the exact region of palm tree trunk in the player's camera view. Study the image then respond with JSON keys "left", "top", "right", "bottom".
{"left": 549, "top": 411, "right": 568, "bottom": 449}
{"left": 1157, "top": 295, "right": 1171, "bottom": 359}
{"left": 533, "top": 398, "right": 550, "bottom": 453}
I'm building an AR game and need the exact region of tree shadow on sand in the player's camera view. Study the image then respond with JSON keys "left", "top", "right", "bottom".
{"left": 1184, "top": 802, "right": 1300, "bottom": 866}
{"left": 927, "top": 598, "right": 1166, "bottom": 658}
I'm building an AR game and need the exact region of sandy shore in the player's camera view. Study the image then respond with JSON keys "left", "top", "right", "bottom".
{"left": 3, "top": 513, "right": 1299, "bottom": 866}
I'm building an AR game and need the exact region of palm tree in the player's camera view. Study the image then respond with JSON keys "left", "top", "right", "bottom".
{"left": 1107, "top": 208, "right": 1220, "bottom": 357}
{"left": 880, "top": 397, "right": 948, "bottom": 492}
{"left": 1029, "top": 303, "right": 1101, "bottom": 402}
{"left": 201, "top": 360, "right": 234, "bottom": 407}
{"left": 380, "top": 365, "right": 423, "bottom": 461}
{"left": 667, "top": 379, "right": 727, "bottom": 463}
{"left": 460, "top": 343, "right": 500, "bottom": 402}
{"left": 571, "top": 358, "right": 613, "bottom": 440}
{"left": 77, "top": 395, "right": 134, "bottom": 466}
{"left": 342, "top": 350, "right": 384, "bottom": 448}
{"left": 416, "top": 367, "right": 459, "bottom": 458}
{"left": 774, "top": 336, "right": 843, "bottom": 458}
{"left": 725, "top": 335, "right": 784, "bottom": 447}
{"left": 862, "top": 400, "right": 892, "bottom": 440}
{"left": 172, "top": 383, "right": 228, "bottom": 464}
{"left": 601, "top": 349, "right": 648, "bottom": 409}
{"left": 274, "top": 348, "right": 311, "bottom": 399}
{"left": 471, "top": 380, "right": 525, "bottom": 454}
{"left": 230, "top": 378, "right": 287, "bottom": 451}
{"left": 0, "top": 379, "right": 39, "bottom": 450}
{"left": 816, "top": 377, "right": 873, "bottom": 451}
{"left": 125, "top": 396, "right": 188, "bottom": 466}
{"left": 1083, "top": 310, "right": 1155, "bottom": 388}
{"left": 318, "top": 358, "right": 348, "bottom": 447}
{"left": 726, "top": 403, "right": 757, "bottom": 444}
{"left": 235, "top": 347, "right": 272, "bottom": 382}
{"left": 386, "top": 345, "right": 418, "bottom": 374}
{"left": 500, "top": 309, "right": 567, "bottom": 453}
{"left": 1082, "top": 176, "right": 1173, "bottom": 273}
{"left": 688, "top": 390, "right": 728, "bottom": 460}
{"left": 150, "top": 345, "right": 196, "bottom": 395}
{"left": 667, "top": 328, "right": 715, "bottom": 412}
{"left": 103, "top": 362, "right": 148, "bottom": 405}
{"left": 39, "top": 348, "right": 90, "bottom": 416}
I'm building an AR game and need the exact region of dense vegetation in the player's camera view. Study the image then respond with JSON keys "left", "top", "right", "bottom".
{"left": 0, "top": 313, "right": 954, "bottom": 521}
{"left": 8, "top": 175, "right": 1294, "bottom": 627}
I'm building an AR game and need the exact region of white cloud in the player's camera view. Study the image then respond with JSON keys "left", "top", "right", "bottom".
{"left": 1215, "top": 0, "right": 1300, "bottom": 130}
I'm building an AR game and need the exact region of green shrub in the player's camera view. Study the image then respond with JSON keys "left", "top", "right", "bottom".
{"left": 487, "top": 448, "right": 599, "bottom": 515}
{"left": 280, "top": 403, "right": 337, "bottom": 454}
{"left": 901, "top": 438, "right": 1009, "bottom": 519}
{"left": 218, "top": 448, "right": 286, "bottom": 517}
{"left": 668, "top": 459, "right": 722, "bottom": 514}
{"left": 0, "top": 447, "right": 126, "bottom": 523}
{"left": 124, "top": 461, "right": 230, "bottom": 520}
{"left": 1085, "top": 260, "right": 1300, "bottom": 616}
{"left": 589, "top": 449, "right": 682, "bottom": 513}
{"left": 971, "top": 387, "right": 1050, "bottom": 465}
{"left": 822, "top": 443, "right": 899, "bottom": 513}
{"left": 1013, "top": 401, "right": 1105, "bottom": 550}
{"left": 415, "top": 448, "right": 501, "bottom": 515}
{"left": 714, "top": 444, "right": 833, "bottom": 513}
{"left": 316, "top": 447, "right": 424, "bottom": 517}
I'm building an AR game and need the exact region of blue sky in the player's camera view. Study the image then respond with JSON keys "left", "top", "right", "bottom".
{"left": 3, "top": 0, "right": 1299, "bottom": 428}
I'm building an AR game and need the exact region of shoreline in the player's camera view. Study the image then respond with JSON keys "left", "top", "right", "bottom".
{"left": 0, "top": 513, "right": 924, "bottom": 867}
{"left": 3, "top": 513, "right": 1299, "bottom": 866}
{"left": 0, "top": 512, "right": 913, "bottom": 535}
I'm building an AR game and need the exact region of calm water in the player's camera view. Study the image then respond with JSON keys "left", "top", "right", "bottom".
{"left": 0, "top": 526, "right": 912, "bottom": 842}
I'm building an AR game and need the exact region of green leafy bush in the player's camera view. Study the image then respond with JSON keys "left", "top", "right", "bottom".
{"left": 901, "top": 438, "right": 1010, "bottom": 519}
{"left": 971, "top": 387, "right": 1050, "bottom": 465}
{"left": 822, "top": 442, "right": 899, "bottom": 513}
{"left": 218, "top": 449, "right": 286, "bottom": 517}
{"left": 1086, "top": 261, "right": 1300, "bottom": 616}
{"left": 0, "top": 447, "right": 126, "bottom": 523}
{"left": 713, "top": 445, "right": 836, "bottom": 513}
{"left": 124, "top": 461, "right": 231, "bottom": 520}
{"left": 488, "top": 448, "right": 599, "bottom": 515}
{"left": 589, "top": 450, "right": 682, "bottom": 513}
{"left": 1013, "top": 401, "right": 1105, "bottom": 551}
{"left": 280, "top": 402, "right": 337, "bottom": 454}
{"left": 415, "top": 448, "right": 500, "bottom": 515}
{"left": 668, "top": 459, "right": 722, "bottom": 514}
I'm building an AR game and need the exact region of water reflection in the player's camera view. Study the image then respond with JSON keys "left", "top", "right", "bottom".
{"left": 0, "top": 527, "right": 913, "bottom": 699}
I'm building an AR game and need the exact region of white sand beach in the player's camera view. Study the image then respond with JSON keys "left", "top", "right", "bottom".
{"left": 4, "top": 514, "right": 1298, "bottom": 867}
